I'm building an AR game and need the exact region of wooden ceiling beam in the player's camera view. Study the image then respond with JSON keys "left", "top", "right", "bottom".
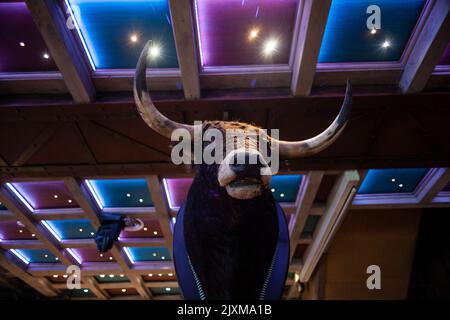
{"left": 168, "top": 0, "right": 201, "bottom": 99}
{"left": 399, "top": 0, "right": 450, "bottom": 93}
{"left": 289, "top": 171, "right": 324, "bottom": 262}
{"left": 290, "top": 0, "right": 332, "bottom": 96}
{"left": 24, "top": 0, "right": 95, "bottom": 102}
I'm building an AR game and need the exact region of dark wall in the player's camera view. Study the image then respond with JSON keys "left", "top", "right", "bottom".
{"left": 408, "top": 208, "right": 450, "bottom": 299}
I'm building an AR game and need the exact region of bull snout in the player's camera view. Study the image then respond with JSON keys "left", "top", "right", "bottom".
{"left": 229, "top": 152, "right": 265, "bottom": 180}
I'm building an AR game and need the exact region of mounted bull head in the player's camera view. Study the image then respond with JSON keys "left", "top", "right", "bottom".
{"left": 134, "top": 41, "right": 352, "bottom": 299}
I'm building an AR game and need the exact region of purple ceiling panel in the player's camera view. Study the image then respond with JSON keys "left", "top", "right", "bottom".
{"left": 69, "top": 248, "right": 115, "bottom": 263}
{"left": 0, "top": 2, "right": 58, "bottom": 72}
{"left": 120, "top": 218, "right": 162, "bottom": 239}
{"left": 443, "top": 181, "right": 450, "bottom": 192}
{"left": 10, "top": 181, "right": 79, "bottom": 210}
{"left": 195, "top": 0, "right": 298, "bottom": 67}
{"left": 0, "top": 221, "right": 35, "bottom": 240}
{"left": 164, "top": 178, "right": 193, "bottom": 208}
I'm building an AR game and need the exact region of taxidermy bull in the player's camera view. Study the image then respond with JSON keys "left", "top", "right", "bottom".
{"left": 133, "top": 42, "right": 352, "bottom": 300}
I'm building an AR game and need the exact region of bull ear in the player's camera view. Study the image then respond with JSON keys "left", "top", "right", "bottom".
{"left": 274, "top": 80, "right": 352, "bottom": 158}
{"left": 134, "top": 41, "right": 197, "bottom": 138}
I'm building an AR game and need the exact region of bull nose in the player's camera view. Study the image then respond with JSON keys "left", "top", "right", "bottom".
{"left": 229, "top": 152, "right": 265, "bottom": 179}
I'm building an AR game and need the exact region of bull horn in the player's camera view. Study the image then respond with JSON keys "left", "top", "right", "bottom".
{"left": 134, "top": 41, "right": 195, "bottom": 138}
{"left": 275, "top": 80, "right": 352, "bottom": 158}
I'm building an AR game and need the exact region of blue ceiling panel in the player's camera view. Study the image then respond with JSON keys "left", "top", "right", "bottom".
{"left": 44, "top": 219, "right": 96, "bottom": 240}
{"left": 318, "top": 0, "right": 425, "bottom": 63}
{"left": 66, "top": 0, "right": 178, "bottom": 69}
{"left": 125, "top": 246, "right": 171, "bottom": 262}
{"left": 270, "top": 175, "right": 302, "bottom": 202}
{"left": 12, "top": 249, "right": 60, "bottom": 264}
{"left": 358, "top": 168, "right": 429, "bottom": 194}
{"left": 86, "top": 179, "right": 153, "bottom": 208}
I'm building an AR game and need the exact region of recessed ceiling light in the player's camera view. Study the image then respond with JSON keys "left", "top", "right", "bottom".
{"left": 161, "top": 256, "right": 165, "bottom": 260}
{"left": 148, "top": 273, "right": 153, "bottom": 277}
{"left": 44, "top": 254, "right": 49, "bottom": 258}
{"left": 370, "top": 28, "right": 377, "bottom": 34}
{"left": 83, "top": 289, "right": 89, "bottom": 293}
{"left": 139, "top": 198, "right": 144, "bottom": 203}
{"left": 158, "top": 273, "right": 162, "bottom": 277}
{"left": 32, "top": 234, "right": 36, "bottom": 237}
{"left": 263, "top": 38, "right": 278, "bottom": 56}
{"left": 271, "top": 188, "right": 275, "bottom": 192}
{"left": 43, "top": 53, "right": 50, "bottom": 59}
{"left": 143, "top": 227, "right": 148, "bottom": 231}
{"left": 53, "top": 194, "right": 58, "bottom": 199}
{"left": 79, "top": 228, "right": 83, "bottom": 232}
{"left": 382, "top": 40, "right": 390, "bottom": 48}
{"left": 53, "top": 274, "right": 58, "bottom": 278}
{"left": 391, "top": 178, "right": 396, "bottom": 182}
{"left": 165, "top": 287, "right": 171, "bottom": 292}
{"left": 168, "top": 273, "right": 173, "bottom": 277}
{"left": 280, "top": 193, "right": 285, "bottom": 198}
{"left": 152, "top": 253, "right": 156, "bottom": 257}
{"left": 120, "top": 274, "right": 124, "bottom": 277}
{"left": 19, "top": 229, "right": 23, "bottom": 233}
{"left": 399, "top": 184, "right": 404, "bottom": 188}
{"left": 126, "top": 193, "right": 131, "bottom": 198}
{"left": 100, "top": 253, "right": 103, "bottom": 257}
{"left": 63, "top": 275, "right": 68, "bottom": 278}
{"left": 19, "top": 42, "right": 25, "bottom": 47}
{"left": 130, "top": 34, "right": 138, "bottom": 43}
{"left": 153, "top": 231, "right": 158, "bottom": 235}
{"left": 90, "top": 232, "right": 95, "bottom": 236}
{"left": 149, "top": 44, "right": 161, "bottom": 59}
{"left": 109, "top": 256, "right": 113, "bottom": 260}
{"left": 67, "top": 199, "right": 72, "bottom": 203}
{"left": 109, "top": 274, "right": 114, "bottom": 278}
{"left": 248, "top": 28, "right": 259, "bottom": 41}
{"left": 55, "top": 257, "right": 59, "bottom": 261}
{"left": 121, "top": 289, "right": 127, "bottom": 293}
{"left": 99, "top": 274, "right": 105, "bottom": 278}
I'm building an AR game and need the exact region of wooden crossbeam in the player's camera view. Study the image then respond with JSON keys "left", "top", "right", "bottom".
{"left": 13, "top": 123, "right": 62, "bottom": 166}
{"left": 0, "top": 240, "right": 45, "bottom": 250}
{"left": 298, "top": 170, "right": 360, "bottom": 283}
{"left": 63, "top": 177, "right": 152, "bottom": 299}
{"left": 416, "top": 168, "right": 450, "bottom": 203}
{"left": 0, "top": 185, "right": 74, "bottom": 265}
{"left": 399, "top": 0, "right": 450, "bottom": 93}
{"left": 25, "top": 0, "right": 95, "bottom": 102}
{"left": 288, "top": 171, "right": 324, "bottom": 262}
{"left": 168, "top": 0, "right": 201, "bottom": 99}
{"left": 146, "top": 176, "right": 173, "bottom": 256}
{"left": 83, "top": 276, "right": 108, "bottom": 300}
{"left": 290, "top": 0, "right": 332, "bottom": 96}
{"left": 0, "top": 248, "right": 57, "bottom": 297}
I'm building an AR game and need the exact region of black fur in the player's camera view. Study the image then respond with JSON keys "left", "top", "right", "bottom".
{"left": 183, "top": 162, "right": 278, "bottom": 300}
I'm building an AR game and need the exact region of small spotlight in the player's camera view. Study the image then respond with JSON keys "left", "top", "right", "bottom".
{"left": 63, "top": 275, "right": 68, "bottom": 278}
{"left": 153, "top": 231, "right": 158, "bottom": 235}
{"left": 280, "top": 193, "right": 285, "bottom": 198}
{"left": 149, "top": 44, "right": 161, "bottom": 59}
{"left": 271, "top": 188, "right": 275, "bottom": 193}
{"left": 83, "top": 289, "right": 89, "bottom": 293}
{"left": 370, "top": 28, "right": 377, "bottom": 35}
{"left": 263, "top": 38, "right": 278, "bottom": 56}
{"left": 143, "top": 227, "right": 148, "bottom": 231}
{"left": 158, "top": 273, "right": 163, "bottom": 277}
{"left": 90, "top": 232, "right": 95, "bottom": 236}
{"left": 139, "top": 198, "right": 144, "bottom": 203}
{"left": 19, "top": 229, "right": 23, "bottom": 233}
{"left": 55, "top": 257, "right": 59, "bottom": 261}
{"left": 79, "top": 228, "right": 83, "bottom": 232}
{"left": 44, "top": 254, "right": 49, "bottom": 258}
{"left": 382, "top": 40, "right": 390, "bottom": 48}
{"left": 53, "top": 275, "right": 58, "bottom": 278}
{"left": 148, "top": 274, "right": 153, "bottom": 277}
{"left": 109, "top": 274, "right": 114, "bottom": 278}
{"left": 67, "top": 199, "right": 72, "bottom": 203}
{"left": 399, "top": 184, "right": 404, "bottom": 188}
{"left": 248, "top": 28, "right": 259, "bottom": 41}
{"left": 391, "top": 178, "right": 396, "bottom": 182}
{"left": 19, "top": 42, "right": 25, "bottom": 47}
{"left": 53, "top": 194, "right": 58, "bottom": 199}
{"left": 109, "top": 256, "right": 113, "bottom": 260}
{"left": 99, "top": 274, "right": 105, "bottom": 278}
{"left": 165, "top": 288, "right": 171, "bottom": 292}
{"left": 130, "top": 34, "right": 138, "bottom": 43}
{"left": 168, "top": 273, "right": 173, "bottom": 277}
{"left": 126, "top": 193, "right": 131, "bottom": 198}
{"left": 121, "top": 289, "right": 127, "bottom": 293}
{"left": 99, "top": 253, "right": 103, "bottom": 257}
{"left": 161, "top": 256, "right": 166, "bottom": 260}
{"left": 32, "top": 234, "right": 36, "bottom": 237}
{"left": 43, "top": 53, "right": 50, "bottom": 59}
{"left": 120, "top": 274, "right": 124, "bottom": 277}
